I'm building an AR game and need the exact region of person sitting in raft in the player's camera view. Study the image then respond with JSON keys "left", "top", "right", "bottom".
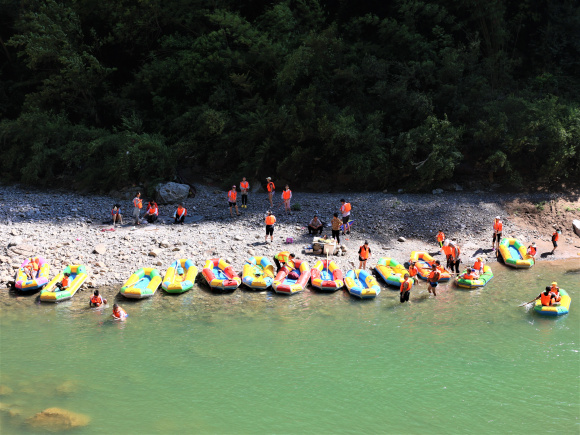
{"left": 550, "top": 281, "right": 561, "bottom": 303}
{"left": 527, "top": 242, "right": 537, "bottom": 261}
{"left": 473, "top": 257, "right": 484, "bottom": 275}
{"left": 175, "top": 266, "right": 185, "bottom": 282}
{"left": 111, "top": 204, "right": 123, "bottom": 226}
{"left": 274, "top": 251, "right": 295, "bottom": 273}
{"left": 24, "top": 258, "right": 39, "bottom": 280}
{"left": 436, "top": 230, "right": 445, "bottom": 250}
{"left": 112, "top": 304, "right": 127, "bottom": 320}
{"left": 408, "top": 261, "right": 419, "bottom": 285}
{"left": 400, "top": 273, "right": 413, "bottom": 303}
{"left": 174, "top": 204, "right": 187, "bottom": 224}
{"left": 308, "top": 214, "right": 323, "bottom": 235}
{"left": 462, "top": 268, "right": 478, "bottom": 280}
{"left": 144, "top": 201, "right": 159, "bottom": 224}
{"left": 55, "top": 272, "right": 71, "bottom": 292}
{"left": 89, "top": 290, "right": 107, "bottom": 307}
{"left": 531, "top": 287, "right": 557, "bottom": 307}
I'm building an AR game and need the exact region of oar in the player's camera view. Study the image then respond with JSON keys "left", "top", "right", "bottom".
{"left": 518, "top": 299, "right": 537, "bottom": 307}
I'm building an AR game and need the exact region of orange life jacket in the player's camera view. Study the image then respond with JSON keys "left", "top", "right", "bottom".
{"left": 409, "top": 265, "right": 418, "bottom": 277}
{"left": 540, "top": 292, "right": 553, "bottom": 306}
{"left": 228, "top": 190, "right": 237, "bottom": 202}
{"left": 61, "top": 276, "right": 70, "bottom": 288}
{"left": 267, "top": 181, "right": 275, "bottom": 192}
{"left": 528, "top": 246, "right": 537, "bottom": 256}
{"left": 265, "top": 215, "right": 276, "bottom": 225}
{"left": 31, "top": 259, "right": 39, "bottom": 271}
{"left": 341, "top": 203, "right": 351, "bottom": 215}
{"left": 240, "top": 181, "right": 249, "bottom": 191}
{"left": 473, "top": 260, "right": 483, "bottom": 271}
{"left": 133, "top": 197, "right": 142, "bottom": 209}
{"left": 428, "top": 270, "right": 440, "bottom": 282}
{"left": 91, "top": 295, "right": 103, "bottom": 305}
{"left": 552, "top": 232, "right": 559, "bottom": 241}
{"left": 147, "top": 205, "right": 158, "bottom": 215}
{"left": 112, "top": 307, "right": 126, "bottom": 319}
{"left": 442, "top": 245, "right": 452, "bottom": 258}
{"left": 400, "top": 279, "right": 412, "bottom": 293}
{"left": 463, "top": 273, "right": 476, "bottom": 280}
{"left": 493, "top": 220, "right": 503, "bottom": 232}
{"left": 282, "top": 189, "right": 292, "bottom": 200}
{"left": 450, "top": 246, "right": 460, "bottom": 260}
{"left": 359, "top": 245, "right": 370, "bottom": 260}
{"left": 437, "top": 232, "right": 445, "bottom": 242}
{"left": 176, "top": 206, "right": 186, "bottom": 218}
{"left": 550, "top": 285, "right": 560, "bottom": 295}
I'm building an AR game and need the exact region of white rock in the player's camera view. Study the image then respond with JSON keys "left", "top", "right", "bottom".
{"left": 398, "top": 237, "right": 406, "bottom": 242}
{"left": 149, "top": 249, "right": 161, "bottom": 257}
{"left": 7, "top": 236, "right": 22, "bottom": 247}
{"left": 93, "top": 244, "right": 107, "bottom": 255}
{"left": 573, "top": 220, "right": 580, "bottom": 237}
{"left": 159, "top": 240, "right": 170, "bottom": 248}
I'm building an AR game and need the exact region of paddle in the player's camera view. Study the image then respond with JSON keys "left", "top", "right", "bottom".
{"left": 518, "top": 298, "right": 537, "bottom": 307}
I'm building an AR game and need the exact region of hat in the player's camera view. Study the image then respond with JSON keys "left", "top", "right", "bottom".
{"left": 477, "top": 256, "right": 482, "bottom": 260}
{"left": 266, "top": 177, "right": 271, "bottom": 180}
{"left": 551, "top": 282, "right": 557, "bottom": 286}
{"left": 495, "top": 216, "right": 500, "bottom": 219}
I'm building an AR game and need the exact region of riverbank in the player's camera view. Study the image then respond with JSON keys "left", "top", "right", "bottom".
{"left": 0, "top": 184, "right": 579, "bottom": 291}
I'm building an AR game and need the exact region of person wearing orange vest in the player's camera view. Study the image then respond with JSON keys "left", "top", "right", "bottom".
{"left": 447, "top": 241, "right": 461, "bottom": 273}
{"left": 24, "top": 258, "right": 39, "bottom": 280}
{"left": 358, "top": 241, "right": 371, "bottom": 269}
{"left": 400, "top": 273, "right": 413, "bottom": 303}
{"left": 111, "top": 204, "right": 123, "bottom": 226}
{"left": 550, "top": 281, "right": 561, "bottom": 303}
{"left": 340, "top": 199, "right": 352, "bottom": 235}
{"left": 427, "top": 264, "right": 441, "bottom": 296}
{"left": 265, "top": 211, "right": 276, "bottom": 243}
{"left": 492, "top": 216, "right": 503, "bottom": 250}
{"left": 266, "top": 177, "right": 275, "bottom": 208}
{"left": 462, "top": 268, "right": 477, "bottom": 280}
{"left": 132, "top": 192, "right": 143, "bottom": 225}
{"left": 240, "top": 177, "right": 250, "bottom": 208}
{"left": 526, "top": 242, "right": 537, "bottom": 261}
{"left": 551, "top": 229, "right": 560, "bottom": 254}
{"left": 274, "top": 251, "right": 295, "bottom": 272}
{"left": 89, "top": 290, "right": 107, "bottom": 307}
{"left": 282, "top": 185, "right": 292, "bottom": 214}
{"left": 174, "top": 204, "right": 187, "bottom": 224}
{"left": 112, "top": 303, "right": 128, "bottom": 320}
{"left": 473, "top": 257, "right": 484, "bottom": 275}
{"left": 228, "top": 185, "right": 240, "bottom": 217}
{"left": 144, "top": 201, "right": 159, "bottom": 223}
{"left": 408, "top": 261, "right": 419, "bottom": 285}
{"left": 436, "top": 230, "right": 445, "bottom": 249}
{"left": 55, "top": 272, "right": 71, "bottom": 292}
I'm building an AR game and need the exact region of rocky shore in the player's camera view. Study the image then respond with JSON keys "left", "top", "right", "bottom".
{"left": 0, "top": 184, "right": 579, "bottom": 290}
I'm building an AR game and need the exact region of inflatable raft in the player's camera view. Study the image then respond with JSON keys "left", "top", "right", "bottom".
{"left": 311, "top": 260, "right": 344, "bottom": 291}
{"left": 120, "top": 267, "right": 162, "bottom": 299}
{"left": 375, "top": 257, "right": 407, "bottom": 287}
{"left": 409, "top": 251, "right": 451, "bottom": 282}
{"left": 162, "top": 259, "right": 198, "bottom": 293}
{"left": 534, "top": 289, "right": 571, "bottom": 316}
{"left": 345, "top": 269, "right": 381, "bottom": 299}
{"left": 15, "top": 257, "right": 50, "bottom": 291}
{"left": 272, "top": 260, "right": 311, "bottom": 295}
{"left": 40, "top": 265, "right": 87, "bottom": 302}
{"left": 242, "top": 256, "right": 275, "bottom": 290}
{"left": 499, "top": 238, "right": 534, "bottom": 268}
{"left": 455, "top": 265, "right": 494, "bottom": 289}
{"left": 202, "top": 258, "right": 241, "bottom": 292}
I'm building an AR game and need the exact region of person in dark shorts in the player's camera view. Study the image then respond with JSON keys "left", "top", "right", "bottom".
{"left": 331, "top": 213, "right": 342, "bottom": 244}
{"left": 400, "top": 273, "right": 413, "bottom": 303}
{"left": 340, "top": 199, "right": 352, "bottom": 235}
{"left": 427, "top": 264, "right": 440, "bottom": 296}
{"left": 492, "top": 216, "right": 503, "bottom": 251}
{"left": 358, "top": 241, "right": 371, "bottom": 269}
{"left": 551, "top": 229, "right": 560, "bottom": 254}
{"left": 265, "top": 211, "right": 276, "bottom": 243}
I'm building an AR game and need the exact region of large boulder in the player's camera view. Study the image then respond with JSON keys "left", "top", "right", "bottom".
{"left": 155, "top": 182, "right": 190, "bottom": 204}
{"left": 573, "top": 220, "right": 580, "bottom": 237}
{"left": 27, "top": 407, "right": 90, "bottom": 431}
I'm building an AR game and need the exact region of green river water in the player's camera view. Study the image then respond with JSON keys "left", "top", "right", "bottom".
{"left": 1, "top": 258, "right": 579, "bottom": 434}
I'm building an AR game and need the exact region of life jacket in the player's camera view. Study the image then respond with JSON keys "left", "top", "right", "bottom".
{"left": 112, "top": 308, "right": 127, "bottom": 319}
{"left": 437, "top": 232, "right": 445, "bottom": 242}
{"left": 265, "top": 215, "right": 276, "bottom": 225}
{"left": 147, "top": 205, "right": 158, "bottom": 215}
{"left": 275, "top": 251, "right": 291, "bottom": 262}
{"left": 267, "top": 181, "right": 275, "bottom": 192}
{"left": 463, "top": 273, "right": 476, "bottom": 280}
{"left": 493, "top": 220, "right": 503, "bottom": 232}
{"left": 473, "top": 260, "right": 483, "bottom": 271}
{"left": 240, "top": 181, "right": 249, "bottom": 191}
{"left": 400, "top": 279, "right": 412, "bottom": 293}
{"left": 451, "top": 246, "right": 460, "bottom": 260}
{"left": 133, "top": 197, "right": 142, "bottom": 209}
{"left": 550, "top": 285, "right": 560, "bottom": 295}
{"left": 176, "top": 206, "right": 186, "bottom": 218}
{"left": 359, "top": 245, "right": 369, "bottom": 260}
{"left": 61, "top": 276, "right": 70, "bottom": 288}
{"left": 31, "top": 259, "right": 39, "bottom": 271}
{"left": 528, "top": 246, "right": 537, "bottom": 256}
{"left": 409, "top": 265, "right": 418, "bottom": 277}
{"left": 282, "top": 189, "right": 292, "bottom": 200}
{"left": 429, "top": 270, "right": 440, "bottom": 282}
{"left": 540, "top": 292, "right": 553, "bottom": 306}
{"left": 341, "top": 203, "right": 351, "bottom": 215}
{"left": 552, "top": 232, "right": 559, "bottom": 242}
{"left": 442, "top": 245, "right": 452, "bottom": 258}
{"left": 91, "top": 295, "right": 103, "bottom": 305}
{"left": 228, "top": 190, "right": 237, "bottom": 202}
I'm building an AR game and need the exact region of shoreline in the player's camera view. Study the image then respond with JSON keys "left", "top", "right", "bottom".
{"left": 1, "top": 184, "right": 579, "bottom": 293}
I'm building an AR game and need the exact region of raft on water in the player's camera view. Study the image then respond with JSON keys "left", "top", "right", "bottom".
{"left": 162, "top": 259, "right": 197, "bottom": 293}
{"left": 120, "top": 267, "right": 162, "bottom": 299}
{"left": 409, "top": 251, "right": 451, "bottom": 282}
{"left": 272, "top": 260, "right": 311, "bottom": 295}
{"left": 311, "top": 260, "right": 344, "bottom": 291}
{"left": 345, "top": 269, "right": 381, "bottom": 299}
{"left": 39, "top": 265, "right": 87, "bottom": 302}
{"left": 374, "top": 257, "right": 407, "bottom": 287}
{"left": 499, "top": 238, "right": 534, "bottom": 268}
{"left": 242, "top": 256, "right": 275, "bottom": 289}
{"left": 15, "top": 257, "right": 50, "bottom": 291}
{"left": 455, "top": 265, "right": 494, "bottom": 289}
{"left": 534, "top": 289, "right": 571, "bottom": 316}
{"left": 202, "top": 258, "right": 241, "bottom": 291}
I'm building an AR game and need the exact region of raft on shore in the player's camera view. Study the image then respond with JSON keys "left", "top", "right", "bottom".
{"left": 15, "top": 257, "right": 50, "bottom": 291}
{"left": 272, "top": 260, "right": 311, "bottom": 295}
{"left": 202, "top": 258, "right": 241, "bottom": 292}
{"left": 242, "top": 256, "right": 275, "bottom": 290}
{"left": 499, "top": 238, "right": 534, "bottom": 268}
{"left": 120, "top": 268, "right": 162, "bottom": 299}
{"left": 162, "top": 259, "right": 197, "bottom": 293}
{"left": 534, "top": 289, "right": 571, "bottom": 316}
{"left": 345, "top": 269, "right": 380, "bottom": 299}
{"left": 409, "top": 251, "right": 451, "bottom": 282}
{"left": 374, "top": 257, "right": 407, "bottom": 287}
{"left": 40, "top": 265, "right": 87, "bottom": 302}
{"left": 311, "top": 260, "right": 344, "bottom": 291}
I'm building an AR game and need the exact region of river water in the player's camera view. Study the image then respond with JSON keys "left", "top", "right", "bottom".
{"left": 1, "top": 258, "right": 578, "bottom": 434}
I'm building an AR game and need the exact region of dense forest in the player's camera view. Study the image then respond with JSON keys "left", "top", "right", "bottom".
{"left": 0, "top": 0, "right": 579, "bottom": 192}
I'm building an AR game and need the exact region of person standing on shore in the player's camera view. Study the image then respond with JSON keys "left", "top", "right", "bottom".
{"left": 551, "top": 229, "right": 560, "bottom": 255}
{"left": 240, "top": 178, "right": 250, "bottom": 208}
{"left": 340, "top": 199, "right": 352, "bottom": 235}
{"left": 132, "top": 192, "right": 142, "bottom": 225}
{"left": 448, "top": 241, "right": 461, "bottom": 274}
{"left": 266, "top": 177, "right": 275, "bottom": 208}
{"left": 174, "top": 204, "right": 187, "bottom": 224}
{"left": 282, "top": 185, "right": 292, "bottom": 214}
{"left": 358, "top": 241, "right": 371, "bottom": 269}
{"left": 427, "top": 264, "right": 440, "bottom": 296}
{"left": 331, "top": 213, "right": 342, "bottom": 244}
{"left": 527, "top": 242, "right": 537, "bottom": 261}
{"left": 400, "top": 273, "right": 413, "bottom": 303}
{"left": 436, "top": 230, "right": 445, "bottom": 250}
{"left": 492, "top": 216, "right": 503, "bottom": 251}
{"left": 265, "top": 211, "right": 276, "bottom": 243}
{"left": 228, "top": 185, "right": 240, "bottom": 217}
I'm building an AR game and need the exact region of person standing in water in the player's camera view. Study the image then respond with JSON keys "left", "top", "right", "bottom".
{"left": 400, "top": 273, "right": 413, "bottom": 303}
{"left": 427, "top": 264, "right": 440, "bottom": 296}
